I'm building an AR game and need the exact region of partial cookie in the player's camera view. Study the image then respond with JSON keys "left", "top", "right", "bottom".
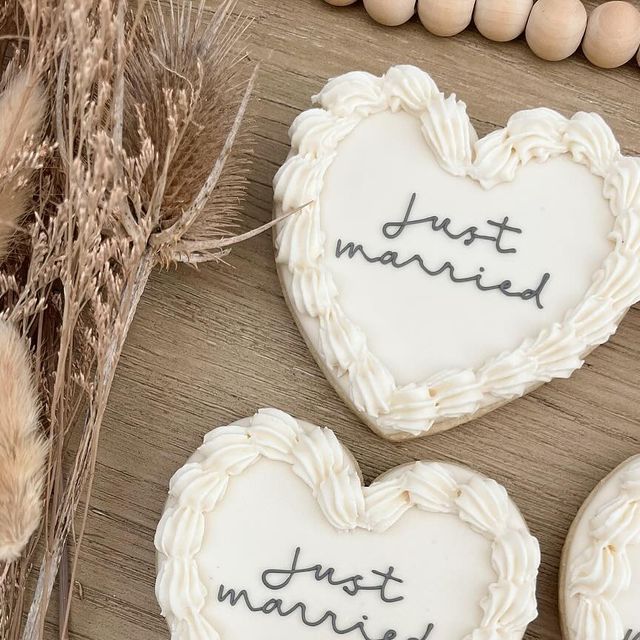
{"left": 155, "top": 408, "right": 540, "bottom": 640}
{"left": 560, "top": 455, "right": 640, "bottom": 640}
{"left": 273, "top": 65, "right": 640, "bottom": 440}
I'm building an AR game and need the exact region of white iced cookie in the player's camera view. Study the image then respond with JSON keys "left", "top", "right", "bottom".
{"left": 155, "top": 408, "right": 540, "bottom": 640}
{"left": 273, "top": 65, "right": 640, "bottom": 440}
{"left": 560, "top": 455, "right": 640, "bottom": 640}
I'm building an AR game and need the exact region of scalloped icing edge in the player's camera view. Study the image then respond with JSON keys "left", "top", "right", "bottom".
{"left": 155, "top": 408, "right": 540, "bottom": 640}
{"left": 560, "top": 455, "right": 640, "bottom": 640}
{"left": 273, "top": 65, "right": 640, "bottom": 440}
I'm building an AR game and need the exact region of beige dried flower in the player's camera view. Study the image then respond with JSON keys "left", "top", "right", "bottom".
{"left": 124, "top": 0, "right": 255, "bottom": 264}
{"left": 0, "top": 1, "right": 262, "bottom": 637}
{"left": 0, "top": 321, "right": 46, "bottom": 563}
{"left": 0, "top": 69, "right": 46, "bottom": 261}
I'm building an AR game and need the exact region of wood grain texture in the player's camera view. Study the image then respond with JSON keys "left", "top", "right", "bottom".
{"left": 59, "top": 1, "right": 640, "bottom": 638}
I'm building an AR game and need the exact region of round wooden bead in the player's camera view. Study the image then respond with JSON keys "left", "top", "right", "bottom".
{"left": 324, "top": 0, "right": 358, "bottom": 6}
{"left": 364, "top": 0, "right": 416, "bottom": 26}
{"left": 582, "top": 1, "right": 640, "bottom": 68}
{"left": 474, "top": 0, "right": 534, "bottom": 42}
{"left": 525, "top": 0, "right": 587, "bottom": 61}
{"left": 417, "top": 0, "right": 476, "bottom": 37}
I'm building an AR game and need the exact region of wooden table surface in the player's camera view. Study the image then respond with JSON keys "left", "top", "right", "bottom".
{"left": 59, "top": 1, "right": 640, "bottom": 638}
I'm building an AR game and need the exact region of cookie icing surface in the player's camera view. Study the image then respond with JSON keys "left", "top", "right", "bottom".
{"left": 274, "top": 65, "right": 640, "bottom": 439}
{"left": 155, "top": 408, "right": 540, "bottom": 640}
{"left": 561, "top": 455, "right": 640, "bottom": 640}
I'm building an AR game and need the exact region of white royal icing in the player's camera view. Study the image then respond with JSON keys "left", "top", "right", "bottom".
{"left": 562, "top": 456, "right": 640, "bottom": 640}
{"left": 273, "top": 65, "right": 640, "bottom": 439}
{"left": 156, "top": 408, "right": 540, "bottom": 640}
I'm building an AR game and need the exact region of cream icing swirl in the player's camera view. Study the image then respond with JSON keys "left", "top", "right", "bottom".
{"left": 274, "top": 65, "right": 640, "bottom": 439}
{"left": 566, "top": 456, "right": 640, "bottom": 640}
{"left": 156, "top": 409, "right": 540, "bottom": 640}
{"left": 565, "top": 112, "right": 621, "bottom": 177}
{"left": 384, "top": 64, "right": 440, "bottom": 113}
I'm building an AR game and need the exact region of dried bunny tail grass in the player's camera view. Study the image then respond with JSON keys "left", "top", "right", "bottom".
{"left": 0, "top": 188, "right": 27, "bottom": 262}
{"left": 0, "top": 321, "right": 46, "bottom": 563}
{"left": 0, "top": 69, "right": 47, "bottom": 261}
{"left": 0, "top": 71, "right": 46, "bottom": 163}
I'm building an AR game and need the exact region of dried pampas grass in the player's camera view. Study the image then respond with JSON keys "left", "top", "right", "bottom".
{"left": 0, "top": 1, "right": 266, "bottom": 638}
{"left": 0, "top": 70, "right": 46, "bottom": 260}
{"left": 0, "top": 71, "right": 46, "bottom": 166}
{"left": 0, "top": 64, "right": 48, "bottom": 569}
{"left": 0, "top": 321, "right": 45, "bottom": 564}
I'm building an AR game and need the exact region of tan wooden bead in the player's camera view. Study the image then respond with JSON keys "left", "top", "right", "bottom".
{"left": 364, "top": 0, "right": 416, "bottom": 26}
{"left": 474, "top": 0, "right": 534, "bottom": 42}
{"left": 417, "top": 0, "right": 476, "bottom": 37}
{"left": 525, "top": 0, "right": 587, "bottom": 61}
{"left": 324, "top": 0, "right": 359, "bottom": 6}
{"left": 582, "top": 1, "right": 640, "bottom": 68}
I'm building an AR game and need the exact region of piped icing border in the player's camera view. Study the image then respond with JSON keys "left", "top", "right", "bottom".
{"left": 155, "top": 408, "right": 540, "bottom": 640}
{"left": 565, "top": 455, "right": 640, "bottom": 640}
{"left": 273, "top": 65, "right": 640, "bottom": 438}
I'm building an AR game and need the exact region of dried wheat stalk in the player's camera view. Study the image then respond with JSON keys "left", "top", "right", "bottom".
{"left": 0, "top": 1, "right": 274, "bottom": 638}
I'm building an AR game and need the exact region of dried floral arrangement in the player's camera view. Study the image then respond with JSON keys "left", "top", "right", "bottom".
{"left": 0, "top": 0, "right": 270, "bottom": 637}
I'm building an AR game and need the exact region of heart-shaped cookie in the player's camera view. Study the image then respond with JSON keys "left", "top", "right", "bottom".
{"left": 155, "top": 408, "right": 540, "bottom": 640}
{"left": 560, "top": 455, "right": 640, "bottom": 640}
{"left": 273, "top": 65, "right": 640, "bottom": 440}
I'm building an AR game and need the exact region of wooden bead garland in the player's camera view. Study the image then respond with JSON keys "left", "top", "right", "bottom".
{"left": 322, "top": 0, "right": 640, "bottom": 70}
{"left": 474, "top": 0, "right": 533, "bottom": 42}
{"left": 525, "top": 0, "right": 587, "bottom": 61}
{"left": 582, "top": 1, "right": 640, "bottom": 68}
{"left": 364, "top": 0, "right": 415, "bottom": 26}
{"left": 417, "top": 0, "right": 476, "bottom": 37}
